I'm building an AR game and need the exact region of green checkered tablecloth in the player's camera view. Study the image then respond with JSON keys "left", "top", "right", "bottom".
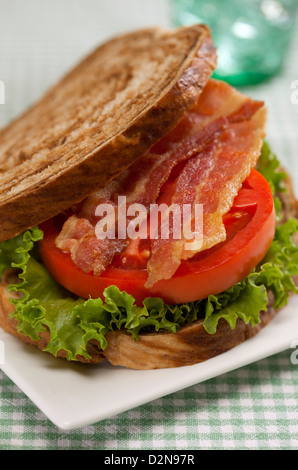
{"left": 0, "top": 351, "right": 297, "bottom": 450}
{"left": 0, "top": 0, "right": 298, "bottom": 450}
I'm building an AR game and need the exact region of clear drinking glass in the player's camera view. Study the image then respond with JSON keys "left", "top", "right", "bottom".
{"left": 170, "top": 0, "right": 298, "bottom": 85}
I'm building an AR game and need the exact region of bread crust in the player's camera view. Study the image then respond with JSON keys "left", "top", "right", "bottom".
{"left": 0, "top": 25, "right": 216, "bottom": 242}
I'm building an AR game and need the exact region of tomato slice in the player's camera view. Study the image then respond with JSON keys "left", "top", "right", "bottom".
{"left": 38, "top": 169, "right": 275, "bottom": 305}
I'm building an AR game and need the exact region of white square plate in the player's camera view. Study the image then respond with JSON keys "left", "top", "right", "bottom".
{"left": 1, "top": 294, "right": 298, "bottom": 430}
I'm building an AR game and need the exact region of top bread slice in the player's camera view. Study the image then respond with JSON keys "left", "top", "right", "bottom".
{"left": 0, "top": 25, "right": 216, "bottom": 242}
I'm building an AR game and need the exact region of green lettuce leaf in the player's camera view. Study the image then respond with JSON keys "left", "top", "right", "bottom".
{"left": 257, "top": 141, "right": 287, "bottom": 195}
{"left": 257, "top": 141, "right": 288, "bottom": 218}
{"left": 202, "top": 274, "right": 268, "bottom": 335}
{"left": 0, "top": 231, "right": 187, "bottom": 360}
{"left": 0, "top": 142, "right": 297, "bottom": 361}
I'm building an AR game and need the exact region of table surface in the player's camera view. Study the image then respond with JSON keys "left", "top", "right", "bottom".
{"left": 0, "top": 0, "right": 298, "bottom": 450}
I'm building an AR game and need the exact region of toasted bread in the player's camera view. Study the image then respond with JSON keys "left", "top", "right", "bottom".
{"left": 0, "top": 170, "right": 296, "bottom": 369}
{"left": 103, "top": 295, "right": 277, "bottom": 369}
{"left": 0, "top": 25, "right": 216, "bottom": 242}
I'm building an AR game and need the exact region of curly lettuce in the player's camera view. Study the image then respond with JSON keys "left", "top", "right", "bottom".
{"left": 0, "top": 143, "right": 297, "bottom": 361}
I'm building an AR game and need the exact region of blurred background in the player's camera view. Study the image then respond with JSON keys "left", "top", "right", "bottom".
{"left": 171, "top": 0, "right": 298, "bottom": 85}
{"left": 0, "top": 0, "right": 297, "bottom": 182}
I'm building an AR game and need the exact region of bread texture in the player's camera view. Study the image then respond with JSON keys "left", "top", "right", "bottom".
{"left": 0, "top": 25, "right": 216, "bottom": 242}
{"left": 103, "top": 295, "right": 277, "bottom": 369}
{"left": 0, "top": 170, "right": 297, "bottom": 369}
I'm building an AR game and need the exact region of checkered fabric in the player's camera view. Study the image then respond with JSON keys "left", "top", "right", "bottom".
{"left": 0, "top": 0, "right": 298, "bottom": 450}
{"left": 0, "top": 351, "right": 297, "bottom": 450}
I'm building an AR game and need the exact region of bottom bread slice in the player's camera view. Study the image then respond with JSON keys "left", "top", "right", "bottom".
{"left": 103, "top": 293, "right": 279, "bottom": 369}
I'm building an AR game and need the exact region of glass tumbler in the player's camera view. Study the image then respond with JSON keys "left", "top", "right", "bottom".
{"left": 170, "top": 0, "right": 298, "bottom": 85}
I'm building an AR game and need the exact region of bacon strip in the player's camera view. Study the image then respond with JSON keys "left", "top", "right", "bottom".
{"left": 55, "top": 79, "right": 266, "bottom": 285}
{"left": 146, "top": 99, "right": 266, "bottom": 286}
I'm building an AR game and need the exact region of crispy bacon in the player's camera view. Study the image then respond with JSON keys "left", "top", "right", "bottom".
{"left": 56, "top": 215, "right": 93, "bottom": 252}
{"left": 146, "top": 101, "right": 266, "bottom": 286}
{"left": 55, "top": 79, "right": 266, "bottom": 285}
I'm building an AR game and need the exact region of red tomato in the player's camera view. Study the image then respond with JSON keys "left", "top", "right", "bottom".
{"left": 38, "top": 169, "right": 275, "bottom": 305}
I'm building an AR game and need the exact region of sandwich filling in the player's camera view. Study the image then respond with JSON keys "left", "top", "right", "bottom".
{"left": 40, "top": 79, "right": 269, "bottom": 304}
{"left": 0, "top": 81, "right": 297, "bottom": 362}
{"left": 0, "top": 142, "right": 297, "bottom": 360}
{"left": 56, "top": 80, "right": 266, "bottom": 284}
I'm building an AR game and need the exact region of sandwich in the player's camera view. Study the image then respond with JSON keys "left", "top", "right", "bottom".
{"left": 0, "top": 25, "right": 297, "bottom": 369}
